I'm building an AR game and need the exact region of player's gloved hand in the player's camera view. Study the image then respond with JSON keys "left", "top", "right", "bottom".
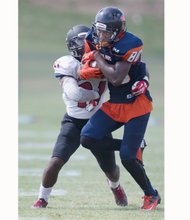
{"left": 81, "top": 51, "right": 96, "bottom": 64}
{"left": 131, "top": 80, "right": 148, "bottom": 96}
{"left": 80, "top": 60, "right": 102, "bottom": 80}
{"left": 85, "top": 100, "right": 98, "bottom": 112}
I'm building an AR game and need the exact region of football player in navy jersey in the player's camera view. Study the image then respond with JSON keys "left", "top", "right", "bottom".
{"left": 80, "top": 7, "right": 161, "bottom": 210}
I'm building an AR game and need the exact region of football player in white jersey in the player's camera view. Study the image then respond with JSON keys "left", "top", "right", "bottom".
{"left": 32, "top": 25, "right": 128, "bottom": 208}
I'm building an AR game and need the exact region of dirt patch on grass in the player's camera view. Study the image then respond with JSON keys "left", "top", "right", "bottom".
{"left": 29, "top": 0, "right": 164, "bottom": 17}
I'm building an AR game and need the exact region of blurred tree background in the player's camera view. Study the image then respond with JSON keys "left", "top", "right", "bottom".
{"left": 19, "top": 0, "right": 164, "bottom": 126}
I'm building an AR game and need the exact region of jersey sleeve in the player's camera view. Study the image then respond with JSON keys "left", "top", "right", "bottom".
{"left": 122, "top": 45, "right": 143, "bottom": 63}
{"left": 62, "top": 77, "right": 100, "bottom": 102}
{"left": 121, "top": 33, "right": 144, "bottom": 64}
{"left": 53, "top": 55, "right": 80, "bottom": 79}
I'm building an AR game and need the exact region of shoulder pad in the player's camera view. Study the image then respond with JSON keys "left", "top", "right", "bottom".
{"left": 53, "top": 55, "right": 80, "bottom": 79}
{"left": 115, "top": 32, "right": 143, "bottom": 55}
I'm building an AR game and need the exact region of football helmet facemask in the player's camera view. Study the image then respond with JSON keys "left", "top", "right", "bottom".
{"left": 92, "top": 7, "right": 126, "bottom": 47}
{"left": 66, "top": 25, "right": 90, "bottom": 61}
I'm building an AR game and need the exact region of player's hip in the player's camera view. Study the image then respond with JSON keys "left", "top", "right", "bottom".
{"left": 101, "top": 94, "right": 153, "bottom": 123}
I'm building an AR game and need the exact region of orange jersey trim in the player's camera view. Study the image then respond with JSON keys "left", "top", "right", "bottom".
{"left": 101, "top": 95, "right": 153, "bottom": 123}
{"left": 122, "top": 45, "right": 143, "bottom": 63}
{"left": 136, "top": 148, "right": 142, "bottom": 161}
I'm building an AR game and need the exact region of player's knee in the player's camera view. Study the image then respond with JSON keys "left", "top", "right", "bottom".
{"left": 80, "top": 135, "right": 94, "bottom": 150}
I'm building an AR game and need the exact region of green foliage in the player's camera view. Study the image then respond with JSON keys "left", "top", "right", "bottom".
{"left": 19, "top": 0, "right": 93, "bottom": 54}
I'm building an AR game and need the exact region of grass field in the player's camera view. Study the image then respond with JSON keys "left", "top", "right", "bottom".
{"left": 19, "top": 0, "right": 164, "bottom": 219}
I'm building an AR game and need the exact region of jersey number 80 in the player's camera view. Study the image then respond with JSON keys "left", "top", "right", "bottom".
{"left": 127, "top": 49, "right": 142, "bottom": 63}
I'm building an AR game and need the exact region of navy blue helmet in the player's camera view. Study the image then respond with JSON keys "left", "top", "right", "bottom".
{"left": 92, "top": 7, "right": 126, "bottom": 46}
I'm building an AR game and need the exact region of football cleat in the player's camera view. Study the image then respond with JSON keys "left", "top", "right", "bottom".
{"left": 32, "top": 198, "right": 48, "bottom": 208}
{"left": 141, "top": 191, "right": 161, "bottom": 210}
{"left": 110, "top": 184, "right": 128, "bottom": 206}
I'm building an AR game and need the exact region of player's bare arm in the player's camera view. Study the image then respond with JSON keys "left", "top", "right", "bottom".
{"left": 94, "top": 51, "right": 131, "bottom": 86}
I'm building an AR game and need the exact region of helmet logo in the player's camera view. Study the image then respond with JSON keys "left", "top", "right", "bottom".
{"left": 95, "top": 22, "right": 107, "bottom": 31}
{"left": 78, "top": 32, "right": 88, "bottom": 38}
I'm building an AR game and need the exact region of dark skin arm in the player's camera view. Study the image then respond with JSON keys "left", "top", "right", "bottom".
{"left": 94, "top": 51, "right": 132, "bottom": 86}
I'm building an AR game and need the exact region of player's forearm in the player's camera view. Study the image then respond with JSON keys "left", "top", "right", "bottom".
{"left": 72, "top": 87, "right": 99, "bottom": 102}
{"left": 94, "top": 51, "right": 131, "bottom": 86}
{"left": 94, "top": 52, "right": 117, "bottom": 84}
{"left": 62, "top": 77, "right": 99, "bottom": 102}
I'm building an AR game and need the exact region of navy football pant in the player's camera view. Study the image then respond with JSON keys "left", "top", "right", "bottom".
{"left": 81, "top": 109, "right": 149, "bottom": 160}
{"left": 80, "top": 109, "right": 156, "bottom": 196}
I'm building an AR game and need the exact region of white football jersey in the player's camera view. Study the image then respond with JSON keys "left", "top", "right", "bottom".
{"left": 53, "top": 55, "right": 107, "bottom": 119}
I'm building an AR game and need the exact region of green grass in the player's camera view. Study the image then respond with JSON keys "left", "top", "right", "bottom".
{"left": 19, "top": 0, "right": 164, "bottom": 219}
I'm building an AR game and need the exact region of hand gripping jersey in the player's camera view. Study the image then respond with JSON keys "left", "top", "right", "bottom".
{"left": 53, "top": 55, "right": 107, "bottom": 119}
{"left": 85, "top": 31, "right": 152, "bottom": 104}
